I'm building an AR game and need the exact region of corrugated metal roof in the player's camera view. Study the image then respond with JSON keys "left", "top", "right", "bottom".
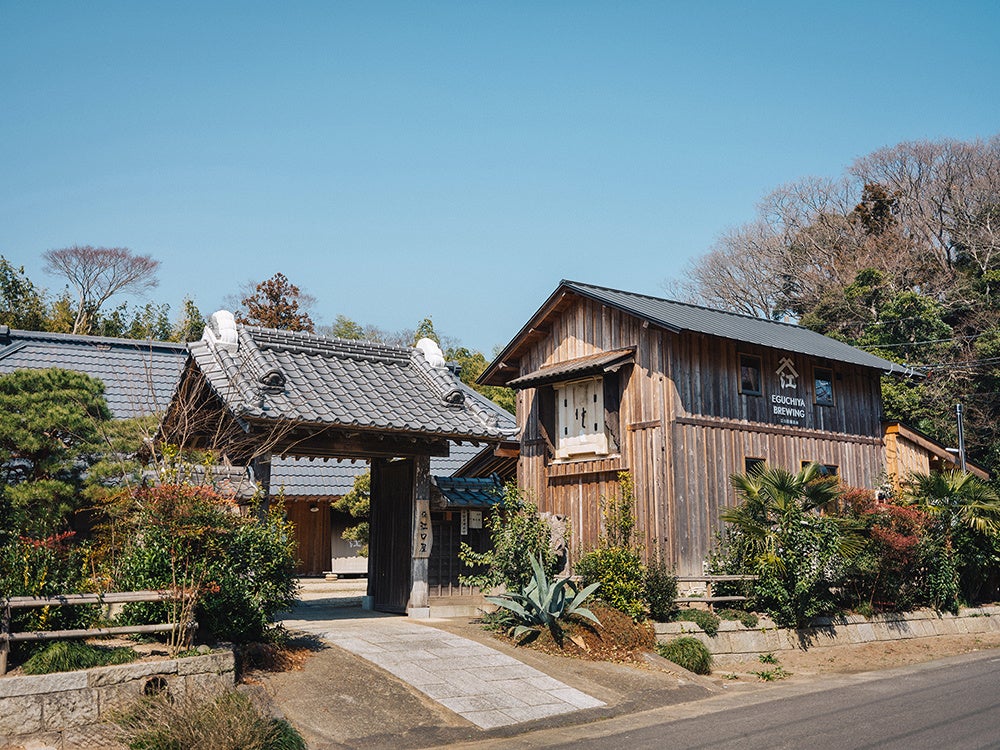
{"left": 189, "top": 325, "right": 515, "bottom": 441}
{"left": 562, "top": 280, "right": 921, "bottom": 377}
{"left": 0, "top": 329, "right": 187, "bottom": 418}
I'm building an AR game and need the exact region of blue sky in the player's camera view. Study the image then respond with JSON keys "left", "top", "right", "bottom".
{"left": 2, "top": 1, "right": 999, "bottom": 353}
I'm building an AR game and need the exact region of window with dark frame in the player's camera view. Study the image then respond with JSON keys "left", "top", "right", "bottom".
{"left": 739, "top": 354, "right": 762, "bottom": 396}
{"left": 814, "top": 367, "right": 834, "bottom": 406}
{"left": 801, "top": 461, "right": 838, "bottom": 476}
{"left": 744, "top": 457, "right": 766, "bottom": 475}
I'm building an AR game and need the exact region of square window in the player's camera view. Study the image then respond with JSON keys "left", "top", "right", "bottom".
{"left": 814, "top": 368, "right": 834, "bottom": 406}
{"left": 745, "top": 457, "right": 766, "bottom": 475}
{"left": 739, "top": 354, "right": 762, "bottom": 396}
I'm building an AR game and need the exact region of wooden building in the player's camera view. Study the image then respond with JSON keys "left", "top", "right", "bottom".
{"left": 479, "top": 280, "right": 970, "bottom": 575}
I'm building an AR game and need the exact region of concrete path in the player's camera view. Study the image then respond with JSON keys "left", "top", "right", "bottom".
{"left": 282, "top": 596, "right": 605, "bottom": 729}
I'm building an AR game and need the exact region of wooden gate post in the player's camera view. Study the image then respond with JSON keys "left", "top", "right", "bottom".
{"left": 408, "top": 454, "right": 432, "bottom": 617}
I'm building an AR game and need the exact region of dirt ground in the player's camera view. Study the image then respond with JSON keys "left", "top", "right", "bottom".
{"left": 712, "top": 631, "right": 1000, "bottom": 681}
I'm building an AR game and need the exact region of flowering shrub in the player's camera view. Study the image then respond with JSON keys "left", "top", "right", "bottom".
{"left": 110, "top": 484, "right": 297, "bottom": 643}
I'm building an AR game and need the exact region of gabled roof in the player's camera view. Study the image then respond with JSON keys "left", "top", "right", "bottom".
{"left": 480, "top": 280, "right": 922, "bottom": 386}
{"left": 187, "top": 321, "right": 515, "bottom": 443}
{"left": 0, "top": 326, "right": 187, "bottom": 418}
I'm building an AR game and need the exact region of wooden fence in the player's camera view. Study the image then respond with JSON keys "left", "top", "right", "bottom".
{"left": 675, "top": 575, "right": 758, "bottom": 609}
{"left": 1, "top": 590, "right": 191, "bottom": 675}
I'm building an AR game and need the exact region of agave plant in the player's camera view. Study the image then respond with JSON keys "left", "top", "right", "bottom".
{"left": 486, "top": 553, "right": 601, "bottom": 641}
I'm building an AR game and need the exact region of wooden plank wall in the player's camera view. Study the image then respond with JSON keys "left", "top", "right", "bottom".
{"left": 515, "top": 295, "right": 889, "bottom": 575}
{"left": 517, "top": 297, "right": 669, "bottom": 560}
{"left": 669, "top": 421, "right": 885, "bottom": 574}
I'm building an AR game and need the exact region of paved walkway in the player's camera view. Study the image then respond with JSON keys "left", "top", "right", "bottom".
{"left": 282, "top": 596, "right": 605, "bottom": 729}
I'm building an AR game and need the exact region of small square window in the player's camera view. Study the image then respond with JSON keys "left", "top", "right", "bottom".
{"left": 802, "top": 461, "right": 838, "bottom": 476}
{"left": 814, "top": 368, "right": 834, "bottom": 406}
{"left": 739, "top": 354, "right": 762, "bottom": 396}
{"left": 745, "top": 457, "right": 766, "bottom": 475}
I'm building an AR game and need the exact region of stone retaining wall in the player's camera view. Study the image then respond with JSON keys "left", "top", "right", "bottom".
{"left": 0, "top": 651, "right": 235, "bottom": 750}
{"left": 654, "top": 605, "right": 1000, "bottom": 659}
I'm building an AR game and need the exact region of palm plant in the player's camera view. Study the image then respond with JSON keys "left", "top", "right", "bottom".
{"left": 486, "top": 553, "right": 601, "bottom": 642}
{"left": 721, "top": 462, "right": 853, "bottom": 571}
{"left": 717, "top": 462, "right": 860, "bottom": 627}
{"left": 903, "top": 471, "right": 1000, "bottom": 538}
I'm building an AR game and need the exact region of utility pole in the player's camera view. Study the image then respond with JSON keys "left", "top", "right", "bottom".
{"left": 956, "top": 403, "right": 967, "bottom": 473}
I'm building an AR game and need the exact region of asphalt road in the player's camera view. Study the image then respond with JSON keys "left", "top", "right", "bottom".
{"left": 456, "top": 649, "right": 1000, "bottom": 750}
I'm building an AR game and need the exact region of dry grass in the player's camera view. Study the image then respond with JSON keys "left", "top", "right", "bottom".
{"left": 113, "top": 689, "right": 304, "bottom": 750}
{"left": 237, "top": 635, "right": 326, "bottom": 680}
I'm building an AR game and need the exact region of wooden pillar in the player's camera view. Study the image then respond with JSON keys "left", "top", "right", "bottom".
{"left": 251, "top": 452, "right": 273, "bottom": 516}
{"left": 408, "top": 454, "right": 432, "bottom": 616}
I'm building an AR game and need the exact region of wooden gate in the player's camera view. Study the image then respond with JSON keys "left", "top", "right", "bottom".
{"left": 368, "top": 458, "right": 414, "bottom": 613}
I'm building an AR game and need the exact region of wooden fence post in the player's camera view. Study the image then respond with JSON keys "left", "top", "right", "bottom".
{"left": 1, "top": 599, "right": 10, "bottom": 676}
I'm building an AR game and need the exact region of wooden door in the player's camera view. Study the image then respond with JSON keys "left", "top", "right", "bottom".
{"left": 285, "top": 500, "right": 332, "bottom": 576}
{"left": 369, "top": 458, "right": 414, "bottom": 613}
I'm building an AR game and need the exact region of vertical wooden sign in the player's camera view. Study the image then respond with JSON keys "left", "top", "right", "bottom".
{"left": 414, "top": 497, "right": 432, "bottom": 559}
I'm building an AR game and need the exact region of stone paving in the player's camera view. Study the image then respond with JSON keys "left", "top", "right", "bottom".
{"left": 283, "top": 607, "right": 605, "bottom": 729}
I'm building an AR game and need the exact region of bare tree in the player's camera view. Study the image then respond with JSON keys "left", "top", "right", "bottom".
{"left": 42, "top": 246, "right": 160, "bottom": 334}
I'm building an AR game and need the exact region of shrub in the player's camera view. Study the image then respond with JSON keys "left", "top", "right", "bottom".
{"left": 673, "top": 608, "right": 720, "bottom": 636}
{"left": 644, "top": 552, "right": 679, "bottom": 622}
{"left": 459, "top": 484, "right": 557, "bottom": 592}
{"left": 575, "top": 472, "right": 649, "bottom": 621}
{"left": 114, "top": 689, "right": 305, "bottom": 750}
{"left": 713, "top": 464, "right": 856, "bottom": 627}
{"left": 111, "top": 484, "right": 298, "bottom": 644}
{"left": 575, "top": 546, "right": 646, "bottom": 621}
{"left": 21, "top": 641, "right": 138, "bottom": 675}
{"left": 717, "top": 608, "right": 758, "bottom": 628}
{"left": 657, "top": 636, "right": 712, "bottom": 675}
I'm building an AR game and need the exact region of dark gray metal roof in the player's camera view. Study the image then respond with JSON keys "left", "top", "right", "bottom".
{"left": 188, "top": 324, "right": 515, "bottom": 441}
{"left": 562, "top": 280, "right": 920, "bottom": 377}
{"left": 0, "top": 328, "right": 187, "bottom": 418}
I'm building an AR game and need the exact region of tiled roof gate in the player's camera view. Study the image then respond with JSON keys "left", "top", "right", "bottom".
{"left": 166, "top": 313, "right": 517, "bottom": 615}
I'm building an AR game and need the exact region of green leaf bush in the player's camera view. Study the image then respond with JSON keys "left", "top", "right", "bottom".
{"left": 111, "top": 484, "right": 298, "bottom": 644}
{"left": 459, "top": 484, "right": 557, "bottom": 592}
{"left": 673, "top": 608, "right": 721, "bottom": 637}
{"left": 22, "top": 641, "right": 138, "bottom": 675}
{"left": 575, "top": 546, "right": 646, "bottom": 621}
{"left": 657, "top": 636, "right": 712, "bottom": 675}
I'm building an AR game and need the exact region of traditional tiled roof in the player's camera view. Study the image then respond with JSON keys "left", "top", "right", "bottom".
{"left": 0, "top": 326, "right": 187, "bottom": 418}
{"left": 481, "top": 280, "right": 921, "bottom": 385}
{"left": 271, "top": 439, "right": 500, "bottom": 497}
{"left": 188, "top": 322, "right": 515, "bottom": 441}
{"left": 432, "top": 474, "right": 505, "bottom": 508}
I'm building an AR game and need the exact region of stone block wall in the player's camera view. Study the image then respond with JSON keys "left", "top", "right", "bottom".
{"left": 0, "top": 651, "right": 235, "bottom": 750}
{"left": 654, "top": 605, "right": 1000, "bottom": 658}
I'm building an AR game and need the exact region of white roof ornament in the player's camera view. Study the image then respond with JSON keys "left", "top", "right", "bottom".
{"left": 204, "top": 310, "right": 239, "bottom": 353}
{"left": 415, "top": 337, "right": 446, "bottom": 369}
